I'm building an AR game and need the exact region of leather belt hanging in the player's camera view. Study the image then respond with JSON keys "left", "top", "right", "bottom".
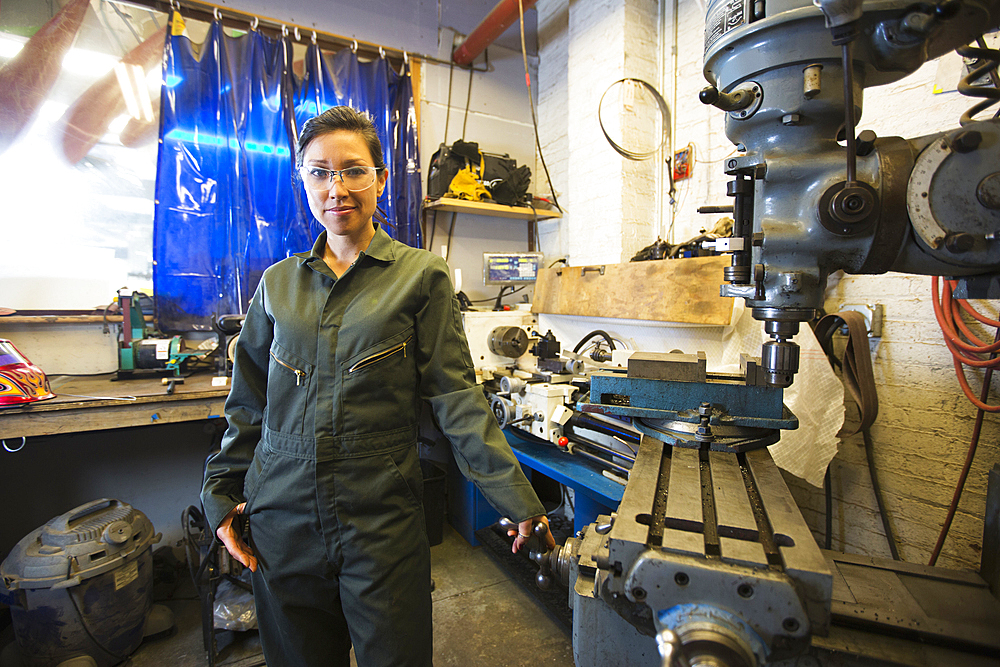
{"left": 815, "top": 311, "right": 879, "bottom": 436}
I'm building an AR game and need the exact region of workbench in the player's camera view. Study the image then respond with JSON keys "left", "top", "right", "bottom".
{"left": 0, "top": 372, "right": 228, "bottom": 442}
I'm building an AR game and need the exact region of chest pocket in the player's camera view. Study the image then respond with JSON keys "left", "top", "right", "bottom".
{"left": 340, "top": 328, "right": 417, "bottom": 435}
{"left": 265, "top": 340, "right": 315, "bottom": 435}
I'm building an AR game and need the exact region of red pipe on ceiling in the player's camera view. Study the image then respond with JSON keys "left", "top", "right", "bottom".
{"left": 452, "top": 0, "right": 538, "bottom": 65}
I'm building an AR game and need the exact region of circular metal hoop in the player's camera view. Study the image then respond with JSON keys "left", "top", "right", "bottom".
{"left": 598, "top": 78, "right": 671, "bottom": 161}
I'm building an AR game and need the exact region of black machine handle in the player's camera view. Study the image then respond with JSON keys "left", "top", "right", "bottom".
{"left": 499, "top": 518, "right": 555, "bottom": 590}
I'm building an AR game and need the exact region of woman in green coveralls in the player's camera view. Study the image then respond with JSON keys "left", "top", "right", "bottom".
{"left": 201, "top": 106, "right": 554, "bottom": 667}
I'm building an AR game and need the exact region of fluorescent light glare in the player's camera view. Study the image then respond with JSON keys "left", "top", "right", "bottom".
{"left": 102, "top": 195, "right": 155, "bottom": 216}
{"left": 0, "top": 34, "right": 25, "bottom": 58}
{"left": 131, "top": 64, "right": 155, "bottom": 122}
{"left": 164, "top": 128, "right": 290, "bottom": 157}
{"left": 109, "top": 114, "right": 131, "bottom": 135}
{"left": 64, "top": 48, "right": 119, "bottom": 76}
{"left": 40, "top": 100, "right": 70, "bottom": 122}
{"left": 115, "top": 62, "right": 141, "bottom": 119}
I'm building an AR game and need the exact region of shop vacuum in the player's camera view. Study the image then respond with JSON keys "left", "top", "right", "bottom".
{"left": 0, "top": 499, "right": 175, "bottom": 667}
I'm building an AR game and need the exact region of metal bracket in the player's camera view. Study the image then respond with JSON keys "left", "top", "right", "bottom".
{"left": 837, "top": 303, "right": 883, "bottom": 338}
{"left": 702, "top": 237, "right": 746, "bottom": 253}
{"left": 581, "top": 265, "right": 606, "bottom": 277}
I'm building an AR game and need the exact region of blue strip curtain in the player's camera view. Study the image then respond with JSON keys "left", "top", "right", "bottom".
{"left": 153, "top": 19, "right": 422, "bottom": 332}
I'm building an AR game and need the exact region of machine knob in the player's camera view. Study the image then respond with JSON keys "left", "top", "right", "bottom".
{"left": 977, "top": 173, "right": 1000, "bottom": 210}
{"left": 856, "top": 130, "right": 877, "bottom": 157}
{"left": 102, "top": 520, "right": 132, "bottom": 545}
{"left": 490, "top": 397, "right": 513, "bottom": 429}
{"left": 699, "top": 85, "right": 753, "bottom": 112}
{"left": 499, "top": 518, "right": 554, "bottom": 590}
{"left": 499, "top": 375, "right": 526, "bottom": 395}
{"left": 557, "top": 436, "right": 569, "bottom": 449}
{"left": 950, "top": 130, "right": 982, "bottom": 154}
{"left": 945, "top": 232, "right": 976, "bottom": 254}
{"left": 699, "top": 85, "right": 720, "bottom": 106}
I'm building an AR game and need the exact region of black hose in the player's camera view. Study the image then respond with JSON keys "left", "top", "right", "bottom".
{"left": 862, "top": 425, "right": 900, "bottom": 560}
{"left": 824, "top": 465, "right": 833, "bottom": 550}
{"left": 573, "top": 330, "right": 616, "bottom": 354}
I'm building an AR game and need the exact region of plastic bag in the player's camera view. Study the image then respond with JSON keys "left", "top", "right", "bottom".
{"left": 213, "top": 570, "right": 257, "bottom": 631}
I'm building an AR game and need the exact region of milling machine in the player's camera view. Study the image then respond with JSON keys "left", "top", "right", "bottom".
{"left": 517, "top": 1, "right": 1000, "bottom": 665}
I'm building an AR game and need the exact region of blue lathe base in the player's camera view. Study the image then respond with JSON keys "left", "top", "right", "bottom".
{"left": 447, "top": 428, "right": 625, "bottom": 546}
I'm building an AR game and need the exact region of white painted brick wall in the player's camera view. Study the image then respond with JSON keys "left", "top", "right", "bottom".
{"left": 539, "top": 0, "right": 1000, "bottom": 571}
{"left": 538, "top": 0, "right": 662, "bottom": 266}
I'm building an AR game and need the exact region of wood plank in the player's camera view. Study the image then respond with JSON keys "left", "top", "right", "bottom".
{"left": 1, "top": 398, "right": 227, "bottom": 439}
{"left": 531, "top": 256, "right": 733, "bottom": 324}
{"left": 0, "top": 372, "right": 230, "bottom": 439}
{"left": 709, "top": 451, "right": 759, "bottom": 541}
{"left": 1, "top": 315, "right": 152, "bottom": 324}
{"left": 423, "top": 197, "right": 561, "bottom": 220}
{"left": 664, "top": 447, "right": 703, "bottom": 532}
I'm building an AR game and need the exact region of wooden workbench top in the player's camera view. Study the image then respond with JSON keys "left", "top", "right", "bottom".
{"left": 0, "top": 372, "right": 230, "bottom": 440}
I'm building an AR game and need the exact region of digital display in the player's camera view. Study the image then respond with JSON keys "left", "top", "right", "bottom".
{"left": 483, "top": 252, "right": 544, "bottom": 286}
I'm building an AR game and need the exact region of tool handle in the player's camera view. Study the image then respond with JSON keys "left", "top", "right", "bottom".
{"left": 499, "top": 518, "right": 553, "bottom": 590}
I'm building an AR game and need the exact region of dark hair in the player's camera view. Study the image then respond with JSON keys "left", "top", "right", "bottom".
{"left": 296, "top": 106, "right": 386, "bottom": 171}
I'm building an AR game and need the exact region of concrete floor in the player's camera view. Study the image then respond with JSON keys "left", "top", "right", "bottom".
{"left": 0, "top": 523, "right": 574, "bottom": 667}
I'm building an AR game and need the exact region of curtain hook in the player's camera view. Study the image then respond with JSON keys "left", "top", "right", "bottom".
{"left": 294, "top": 26, "right": 301, "bottom": 41}
{"left": 214, "top": 7, "right": 221, "bottom": 21}
{"left": 311, "top": 30, "right": 317, "bottom": 45}
{"left": 3, "top": 437, "right": 26, "bottom": 453}
{"left": 169, "top": 0, "right": 178, "bottom": 10}
{"left": 251, "top": 16, "right": 259, "bottom": 31}
{"left": 403, "top": 51, "right": 408, "bottom": 65}
{"left": 351, "top": 39, "right": 358, "bottom": 53}
{"left": 379, "top": 46, "right": 385, "bottom": 59}
{"left": 282, "top": 24, "right": 288, "bottom": 38}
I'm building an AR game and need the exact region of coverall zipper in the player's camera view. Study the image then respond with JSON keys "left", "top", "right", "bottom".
{"left": 349, "top": 336, "right": 412, "bottom": 373}
{"left": 270, "top": 351, "right": 306, "bottom": 386}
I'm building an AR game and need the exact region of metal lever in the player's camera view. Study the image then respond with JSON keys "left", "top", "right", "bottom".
{"left": 498, "top": 518, "right": 554, "bottom": 589}
{"left": 699, "top": 85, "right": 753, "bottom": 112}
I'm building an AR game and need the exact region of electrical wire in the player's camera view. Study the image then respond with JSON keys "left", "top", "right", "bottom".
{"left": 467, "top": 285, "right": 528, "bottom": 303}
{"left": 547, "top": 486, "right": 566, "bottom": 517}
{"left": 443, "top": 60, "right": 455, "bottom": 144}
{"left": 928, "top": 320, "right": 1000, "bottom": 566}
{"left": 572, "top": 330, "right": 616, "bottom": 354}
{"left": 462, "top": 65, "right": 474, "bottom": 140}
{"left": 517, "top": 0, "right": 562, "bottom": 212}
{"left": 824, "top": 465, "right": 833, "bottom": 550}
{"left": 931, "top": 277, "right": 1000, "bottom": 411}
{"left": 63, "top": 557, "right": 129, "bottom": 663}
{"left": 862, "top": 425, "right": 900, "bottom": 560}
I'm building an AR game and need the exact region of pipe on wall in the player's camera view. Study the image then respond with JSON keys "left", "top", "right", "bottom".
{"left": 452, "top": 0, "right": 538, "bottom": 65}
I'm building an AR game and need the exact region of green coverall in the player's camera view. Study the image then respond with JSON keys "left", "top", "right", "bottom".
{"left": 202, "top": 225, "right": 545, "bottom": 667}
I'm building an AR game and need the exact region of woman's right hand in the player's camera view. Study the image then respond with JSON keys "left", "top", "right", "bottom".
{"left": 216, "top": 502, "right": 258, "bottom": 572}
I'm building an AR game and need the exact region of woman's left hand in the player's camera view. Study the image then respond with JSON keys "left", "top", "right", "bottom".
{"left": 508, "top": 514, "right": 557, "bottom": 554}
